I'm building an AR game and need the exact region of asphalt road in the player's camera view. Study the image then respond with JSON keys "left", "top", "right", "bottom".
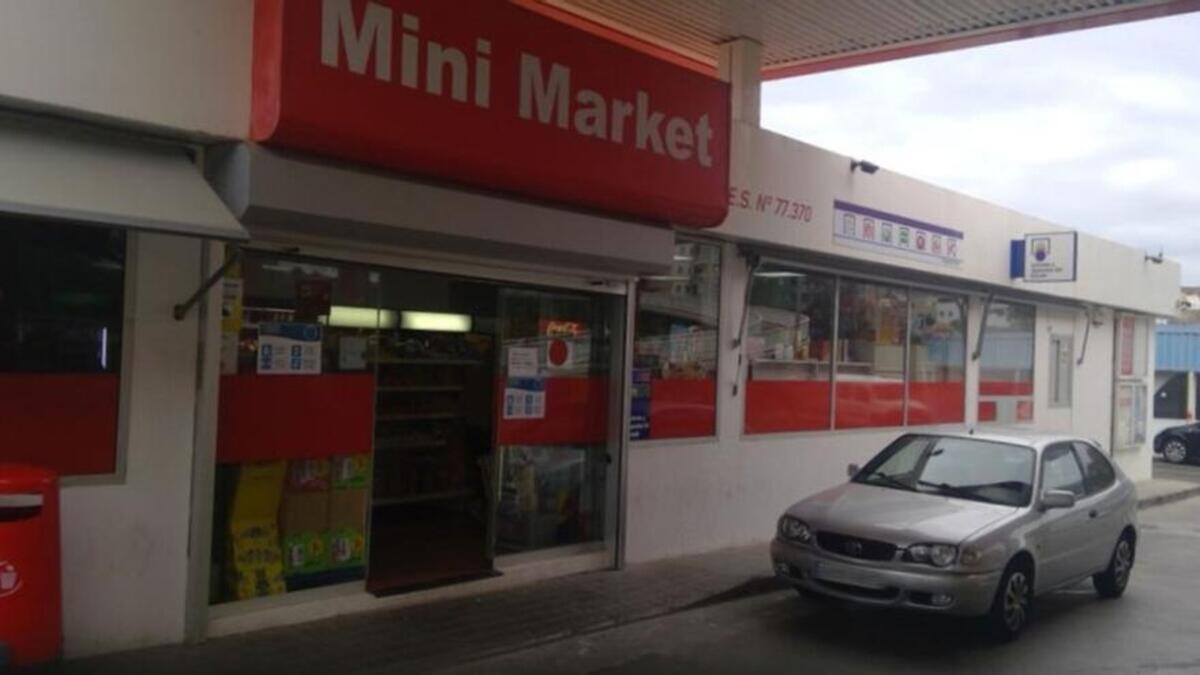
{"left": 1153, "top": 456, "right": 1200, "bottom": 484}
{"left": 450, "top": 496, "right": 1200, "bottom": 675}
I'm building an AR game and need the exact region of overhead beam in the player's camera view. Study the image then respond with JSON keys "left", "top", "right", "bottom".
{"left": 762, "top": 0, "right": 1200, "bottom": 80}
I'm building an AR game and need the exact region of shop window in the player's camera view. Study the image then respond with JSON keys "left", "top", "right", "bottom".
{"left": 908, "top": 291, "right": 966, "bottom": 425}
{"left": 1114, "top": 313, "right": 1149, "bottom": 448}
{"left": 835, "top": 280, "right": 907, "bottom": 429}
{"left": 1049, "top": 335, "right": 1073, "bottom": 408}
{"left": 212, "top": 251, "right": 621, "bottom": 605}
{"left": 212, "top": 253, "right": 379, "bottom": 604}
{"left": 1155, "top": 373, "right": 1188, "bottom": 419}
{"left": 743, "top": 268, "right": 835, "bottom": 433}
{"left": 977, "top": 301, "right": 1035, "bottom": 424}
{"left": 0, "top": 218, "right": 125, "bottom": 476}
{"left": 631, "top": 240, "right": 719, "bottom": 440}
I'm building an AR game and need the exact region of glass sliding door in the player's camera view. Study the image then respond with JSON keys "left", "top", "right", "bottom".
{"left": 491, "top": 287, "right": 622, "bottom": 556}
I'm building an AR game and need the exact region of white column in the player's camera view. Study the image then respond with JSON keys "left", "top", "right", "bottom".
{"left": 717, "top": 38, "right": 763, "bottom": 127}
{"left": 1188, "top": 369, "right": 1197, "bottom": 420}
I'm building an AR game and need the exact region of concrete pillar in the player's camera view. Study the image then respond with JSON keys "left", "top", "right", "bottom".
{"left": 1188, "top": 369, "right": 1197, "bottom": 420}
{"left": 717, "top": 38, "right": 762, "bottom": 127}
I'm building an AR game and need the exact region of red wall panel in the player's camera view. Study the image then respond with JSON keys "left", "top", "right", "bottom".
{"left": 836, "top": 381, "right": 904, "bottom": 429}
{"left": 216, "top": 374, "right": 376, "bottom": 463}
{"left": 907, "top": 381, "right": 966, "bottom": 425}
{"left": 648, "top": 377, "right": 715, "bottom": 439}
{"left": 979, "top": 380, "right": 1033, "bottom": 396}
{"left": 496, "top": 377, "right": 609, "bottom": 445}
{"left": 978, "top": 401, "right": 998, "bottom": 422}
{"left": 0, "top": 374, "right": 118, "bottom": 475}
{"left": 744, "top": 380, "right": 831, "bottom": 434}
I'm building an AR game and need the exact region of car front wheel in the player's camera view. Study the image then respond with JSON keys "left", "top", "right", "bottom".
{"left": 985, "top": 562, "right": 1033, "bottom": 641}
{"left": 1094, "top": 533, "right": 1135, "bottom": 598}
{"left": 1162, "top": 438, "right": 1190, "bottom": 464}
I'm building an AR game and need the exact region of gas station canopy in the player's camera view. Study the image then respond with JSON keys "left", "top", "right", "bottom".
{"left": 526, "top": 0, "right": 1200, "bottom": 77}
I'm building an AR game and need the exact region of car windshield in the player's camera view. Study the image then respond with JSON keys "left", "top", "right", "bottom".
{"left": 853, "top": 435, "right": 1035, "bottom": 507}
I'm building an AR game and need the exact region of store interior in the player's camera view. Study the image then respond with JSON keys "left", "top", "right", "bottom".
{"left": 209, "top": 252, "right": 616, "bottom": 604}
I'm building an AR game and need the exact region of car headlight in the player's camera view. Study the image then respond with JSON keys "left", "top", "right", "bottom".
{"left": 906, "top": 543, "right": 958, "bottom": 567}
{"left": 778, "top": 516, "right": 813, "bottom": 544}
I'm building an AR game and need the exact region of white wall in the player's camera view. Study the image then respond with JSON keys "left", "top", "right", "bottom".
{"left": 59, "top": 233, "right": 205, "bottom": 657}
{"left": 0, "top": 0, "right": 252, "bottom": 138}
{"left": 625, "top": 239, "right": 1150, "bottom": 564}
{"left": 626, "top": 241, "right": 978, "bottom": 562}
{"left": 716, "top": 124, "right": 1180, "bottom": 318}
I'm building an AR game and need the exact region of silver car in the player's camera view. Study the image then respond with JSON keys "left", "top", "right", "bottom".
{"left": 771, "top": 432, "right": 1138, "bottom": 640}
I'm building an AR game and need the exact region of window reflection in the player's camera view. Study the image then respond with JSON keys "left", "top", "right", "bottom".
{"left": 632, "top": 240, "right": 720, "bottom": 440}
{"left": 909, "top": 291, "right": 966, "bottom": 424}
{"left": 744, "top": 268, "right": 835, "bottom": 433}
{"left": 835, "top": 281, "right": 907, "bottom": 429}
{"left": 978, "top": 301, "right": 1035, "bottom": 423}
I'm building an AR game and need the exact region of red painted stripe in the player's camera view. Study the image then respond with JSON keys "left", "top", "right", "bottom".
{"left": 0, "top": 374, "right": 119, "bottom": 476}
{"left": 648, "top": 377, "right": 716, "bottom": 439}
{"left": 217, "top": 374, "right": 376, "bottom": 463}
{"left": 979, "top": 380, "right": 1034, "bottom": 397}
{"left": 835, "top": 382, "right": 904, "bottom": 430}
{"left": 744, "top": 380, "right": 832, "bottom": 434}
{"left": 908, "top": 381, "right": 966, "bottom": 426}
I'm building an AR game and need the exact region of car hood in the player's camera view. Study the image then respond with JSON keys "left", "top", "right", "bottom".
{"left": 785, "top": 482, "right": 1019, "bottom": 546}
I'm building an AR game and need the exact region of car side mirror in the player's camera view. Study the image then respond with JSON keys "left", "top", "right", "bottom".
{"left": 847, "top": 463, "right": 861, "bottom": 479}
{"left": 1040, "top": 489, "right": 1076, "bottom": 510}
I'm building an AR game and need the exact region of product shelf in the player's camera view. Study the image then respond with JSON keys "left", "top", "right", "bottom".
{"left": 372, "top": 488, "right": 473, "bottom": 507}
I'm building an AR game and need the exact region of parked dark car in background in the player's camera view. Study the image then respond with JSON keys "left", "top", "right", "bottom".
{"left": 1155, "top": 423, "right": 1200, "bottom": 464}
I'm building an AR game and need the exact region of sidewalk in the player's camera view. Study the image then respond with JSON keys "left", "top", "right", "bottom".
{"left": 41, "top": 545, "right": 777, "bottom": 675}
{"left": 38, "top": 478, "right": 1200, "bottom": 675}
{"left": 1137, "top": 478, "right": 1200, "bottom": 509}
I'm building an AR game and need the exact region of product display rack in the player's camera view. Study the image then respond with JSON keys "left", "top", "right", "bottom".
{"left": 369, "top": 331, "right": 493, "bottom": 509}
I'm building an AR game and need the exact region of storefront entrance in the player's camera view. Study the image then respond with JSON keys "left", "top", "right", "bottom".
{"left": 209, "top": 250, "right": 624, "bottom": 605}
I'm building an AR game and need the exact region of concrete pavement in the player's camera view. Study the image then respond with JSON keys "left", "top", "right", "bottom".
{"left": 451, "top": 494, "right": 1200, "bottom": 674}
{"left": 35, "top": 472, "right": 1200, "bottom": 674}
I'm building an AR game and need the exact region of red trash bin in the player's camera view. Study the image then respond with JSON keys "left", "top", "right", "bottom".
{"left": 0, "top": 465, "right": 61, "bottom": 667}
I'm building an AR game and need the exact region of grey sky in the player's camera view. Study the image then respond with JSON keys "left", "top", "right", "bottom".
{"left": 761, "top": 12, "right": 1200, "bottom": 284}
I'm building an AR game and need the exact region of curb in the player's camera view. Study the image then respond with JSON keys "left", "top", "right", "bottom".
{"left": 1137, "top": 485, "right": 1200, "bottom": 510}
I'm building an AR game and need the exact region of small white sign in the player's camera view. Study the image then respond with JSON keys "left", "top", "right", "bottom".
{"left": 507, "top": 347, "right": 540, "bottom": 378}
{"left": 258, "top": 323, "right": 322, "bottom": 375}
{"left": 833, "top": 200, "right": 963, "bottom": 267}
{"left": 338, "top": 336, "right": 368, "bottom": 371}
{"left": 503, "top": 378, "right": 546, "bottom": 419}
{"left": 1024, "top": 232, "right": 1077, "bottom": 282}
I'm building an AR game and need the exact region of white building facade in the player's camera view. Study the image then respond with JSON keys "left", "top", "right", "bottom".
{"left": 0, "top": 0, "right": 1179, "bottom": 660}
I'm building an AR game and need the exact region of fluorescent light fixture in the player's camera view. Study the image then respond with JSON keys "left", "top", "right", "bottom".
{"left": 673, "top": 253, "right": 694, "bottom": 262}
{"left": 319, "top": 306, "right": 398, "bottom": 329}
{"left": 644, "top": 275, "right": 689, "bottom": 282}
{"left": 401, "top": 311, "right": 472, "bottom": 333}
{"left": 754, "top": 271, "right": 804, "bottom": 279}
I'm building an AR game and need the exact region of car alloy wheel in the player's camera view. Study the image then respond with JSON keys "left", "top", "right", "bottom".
{"left": 1163, "top": 439, "right": 1189, "bottom": 464}
{"left": 1113, "top": 539, "right": 1133, "bottom": 590}
{"left": 1002, "top": 571, "right": 1030, "bottom": 632}
{"left": 1094, "top": 534, "right": 1136, "bottom": 598}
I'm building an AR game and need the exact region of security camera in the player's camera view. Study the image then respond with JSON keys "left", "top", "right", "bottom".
{"left": 850, "top": 159, "right": 879, "bottom": 174}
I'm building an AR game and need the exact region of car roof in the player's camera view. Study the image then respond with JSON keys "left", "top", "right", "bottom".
{"left": 910, "top": 428, "right": 1096, "bottom": 452}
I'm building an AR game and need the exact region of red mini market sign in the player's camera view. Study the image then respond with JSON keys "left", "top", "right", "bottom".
{"left": 252, "top": 0, "right": 731, "bottom": 228}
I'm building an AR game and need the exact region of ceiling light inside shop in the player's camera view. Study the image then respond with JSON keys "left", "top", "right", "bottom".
{"left": 644, "top": 275, "right": 689, "bottom": 281}
{"left": 401, "top": 311, "right": 472, "bottom": 333}
{"left": 319, "top": 306, "right": 398, "bottom": 329}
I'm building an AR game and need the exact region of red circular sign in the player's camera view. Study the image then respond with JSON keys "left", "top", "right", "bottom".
{"left": 548, "top": 339, "right": 570, "bottom": 367}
